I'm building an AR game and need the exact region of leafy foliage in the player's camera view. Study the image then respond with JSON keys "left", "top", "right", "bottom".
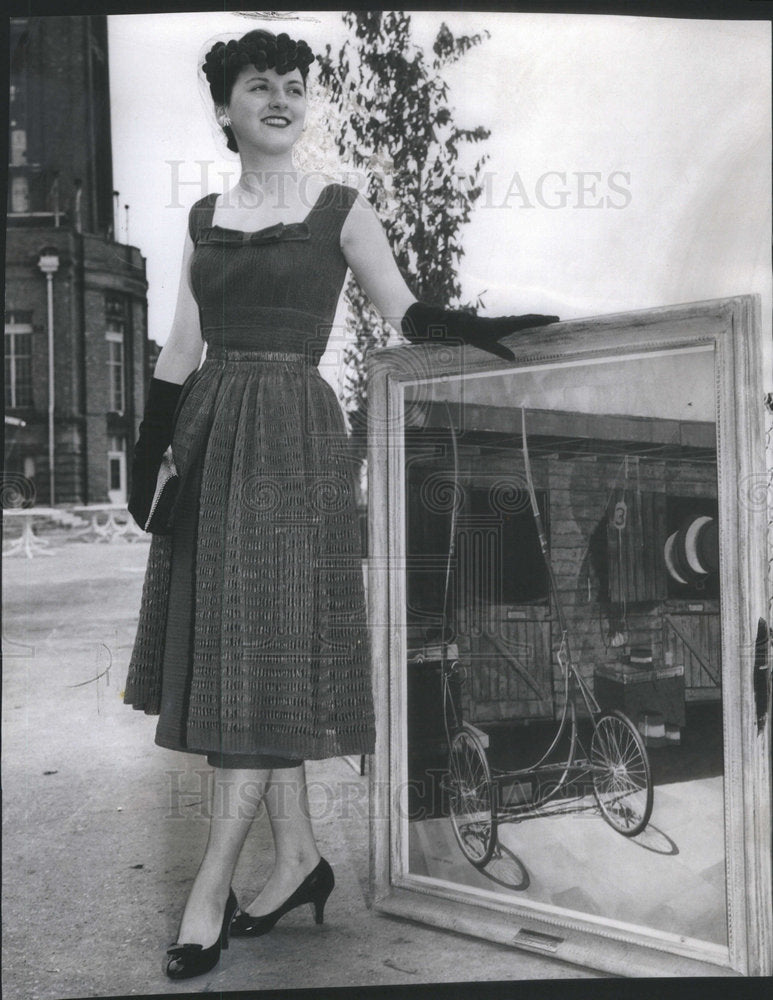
{"left": 316, "top": 11, "right": 492, "bottom": 452}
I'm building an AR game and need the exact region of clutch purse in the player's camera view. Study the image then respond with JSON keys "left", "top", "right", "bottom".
{"left": 144, "top": 446, "right": 179, "bottom": 535}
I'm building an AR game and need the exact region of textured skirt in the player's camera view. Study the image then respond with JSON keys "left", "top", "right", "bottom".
{"left": 123, "top": 346, "right": 376, "bottom": 761}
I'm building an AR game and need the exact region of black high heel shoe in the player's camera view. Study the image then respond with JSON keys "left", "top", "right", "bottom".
{"left": 165, "top": 886, "right": 238, "bottom": 980}
{"left": 230, "top": 857, "right": 334, "bottom": 937}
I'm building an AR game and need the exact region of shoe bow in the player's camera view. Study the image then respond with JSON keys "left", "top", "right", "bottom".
{"left": 166, "top": 942, "right": 204, "bottom": 955}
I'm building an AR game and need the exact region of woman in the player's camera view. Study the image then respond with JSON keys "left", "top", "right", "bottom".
{"left": 124, "top": 28, "right": 556, "bottom": 981}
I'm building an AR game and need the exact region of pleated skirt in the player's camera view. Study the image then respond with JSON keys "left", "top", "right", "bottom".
{"left": 124, "top": 347, "right": 376, "bottom": 762}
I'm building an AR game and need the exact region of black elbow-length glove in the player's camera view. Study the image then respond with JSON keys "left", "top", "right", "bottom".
{"left": 127, "top": 377, "right": 184, "bottom": 531}
{"left": 400, "top": 301, "right": 559, "bottom": 362}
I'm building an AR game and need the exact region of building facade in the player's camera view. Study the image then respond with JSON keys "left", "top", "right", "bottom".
{"left": 5, "top": 15, "right": 151, "bottom": 506}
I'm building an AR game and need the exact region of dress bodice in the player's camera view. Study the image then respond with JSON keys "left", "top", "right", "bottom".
{"left": 188, "top": 183, "right": 358, "bottom": 356}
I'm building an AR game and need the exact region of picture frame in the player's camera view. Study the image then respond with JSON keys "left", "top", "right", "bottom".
{"left": 366, "top": 295, "right": 771, "bottom": 977}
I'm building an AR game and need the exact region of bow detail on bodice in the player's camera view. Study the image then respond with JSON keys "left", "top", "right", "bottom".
{"left": 197, "top": 222, "right": 311, "bottom": 248}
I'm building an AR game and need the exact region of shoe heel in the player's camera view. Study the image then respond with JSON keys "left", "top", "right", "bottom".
{"left": 308, "top": 863, "right": 333, "bottom": 925}
{"left": 221, "top": 886, "right": 238, "bottom": 950}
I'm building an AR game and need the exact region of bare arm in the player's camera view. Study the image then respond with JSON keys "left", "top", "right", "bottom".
{"left": 152, "top": 229, "right": 205, "bottom": 384}
{"left": 340, "top": 192, "right": 417, "bottom": 335}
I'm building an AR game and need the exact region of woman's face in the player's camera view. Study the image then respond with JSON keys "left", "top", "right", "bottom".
{"left": 224, "top": 64, "right": 307, "bottom": 153}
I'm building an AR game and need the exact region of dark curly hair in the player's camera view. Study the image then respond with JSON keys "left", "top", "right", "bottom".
{"left": 202, "top": 29, "right": 316, "bottom": 153}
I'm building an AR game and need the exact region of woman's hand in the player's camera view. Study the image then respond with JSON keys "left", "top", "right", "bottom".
{"left": 127, "top": 378, "right": 185, "bottom": 530}
{"left": 401, "top": 302, "right": 560, "bottom": 361}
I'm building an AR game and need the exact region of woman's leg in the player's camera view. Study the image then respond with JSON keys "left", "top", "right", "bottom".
{"left": 241, "top": 762, "right": 323, "bottom": 915}
{"left": 174, "top": 766, "right": 271, "bottom": 945}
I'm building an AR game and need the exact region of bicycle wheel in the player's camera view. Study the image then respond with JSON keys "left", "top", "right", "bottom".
{"left": 447, "top": 726, "right": 496, "bottom": 867}
{"left": 590, "top": 710, "right": 653, "bottom": 837}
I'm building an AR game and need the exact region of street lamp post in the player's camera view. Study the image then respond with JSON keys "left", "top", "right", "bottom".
{"left": 37, "top": 247, "right": 60, "bottom": 506}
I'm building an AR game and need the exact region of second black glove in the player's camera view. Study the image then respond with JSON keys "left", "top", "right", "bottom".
{"left": 127, "top": 376, "right": 185, "bottom": 531}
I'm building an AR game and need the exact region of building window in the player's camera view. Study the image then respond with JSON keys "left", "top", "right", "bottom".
{"left": 9, "top": 83, "right": 27, "bottom": 166}
{"left": 5, "top": 311, "right": 33, "bottom": 407}
{"left": 10, "top": 175, "right": 30, "bottom": 213}
{"left": 107, "top": 434, "right": 127, "bottom": 504}
{"left": 105, "top": 293, "right": 126, "bottom": 414}
{"left": 109, "top": 456, "right": 122, "bottom": 492}
{"left": 106, "top": 334, "right": 124, "bottom": 413}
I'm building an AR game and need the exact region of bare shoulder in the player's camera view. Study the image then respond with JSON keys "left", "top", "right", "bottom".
{"left": 340, "top": 188, "right": 384, "bottom": 248}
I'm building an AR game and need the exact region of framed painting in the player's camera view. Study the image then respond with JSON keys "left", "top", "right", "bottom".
{"left": 367, "top": 295, "right": 771, "bottom": 977}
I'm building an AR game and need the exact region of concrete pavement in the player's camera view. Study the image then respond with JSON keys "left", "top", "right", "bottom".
{"left": 2, "top": 532, "right": 597, "bottom": 998}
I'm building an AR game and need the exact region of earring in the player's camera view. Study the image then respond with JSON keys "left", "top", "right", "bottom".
{"left": 221, "top": 115, "right": 232, "bottom": 128}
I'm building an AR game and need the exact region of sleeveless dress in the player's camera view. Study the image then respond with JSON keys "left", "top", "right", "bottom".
{"left": 123, "top": 182, "right": 376, "bottom": 764}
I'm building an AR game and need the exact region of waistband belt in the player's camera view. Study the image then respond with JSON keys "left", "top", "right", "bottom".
{"left": 205, "top": 345, "right": 316, "bottom": 365}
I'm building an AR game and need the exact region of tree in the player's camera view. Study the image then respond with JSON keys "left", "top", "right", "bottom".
{"left": 316, "top": 11, "right": 492, "bottom": 458}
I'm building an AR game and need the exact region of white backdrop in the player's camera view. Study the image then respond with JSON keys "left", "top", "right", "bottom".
{"left": 108, "top": 11, "right": 771, "bottom": 392}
